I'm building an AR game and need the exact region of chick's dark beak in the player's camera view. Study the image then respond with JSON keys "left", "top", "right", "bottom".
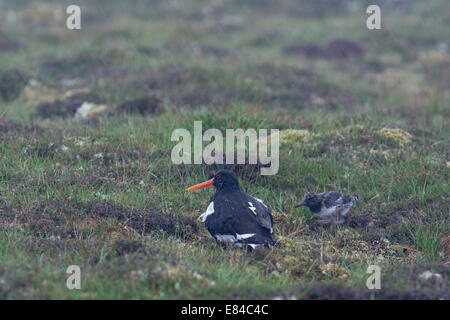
{"left": 294, "top": 200, "right": 306, "bottom": 208}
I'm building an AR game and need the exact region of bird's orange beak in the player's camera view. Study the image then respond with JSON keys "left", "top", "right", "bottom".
{"left": 187, "top": 179, "right": 214, "bottom": 191}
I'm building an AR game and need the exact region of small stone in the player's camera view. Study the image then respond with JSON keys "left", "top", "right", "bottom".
{"left": 75, "top": 102, "right": 109, "bottom": 119}
{"left": 418, "top": 271, "right": 442, "bottom": 281}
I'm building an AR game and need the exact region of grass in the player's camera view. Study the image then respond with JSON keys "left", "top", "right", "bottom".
{"left": 410, "top": 223, "right": 446, "bottom": 263}
{"left": 0, "top": 0, "right": 448, "bottom": 299}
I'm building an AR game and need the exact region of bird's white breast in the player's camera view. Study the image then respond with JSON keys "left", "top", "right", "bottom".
{"left": 318, "top": 204, "right": 351, "bottom": 218}
{"left": 318, "top": 205, "right": 339, "bottom": 218}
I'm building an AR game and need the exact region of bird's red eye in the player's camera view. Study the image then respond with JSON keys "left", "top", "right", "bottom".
{"left": 215, "top": 174, "right": 221, "bottom": 179}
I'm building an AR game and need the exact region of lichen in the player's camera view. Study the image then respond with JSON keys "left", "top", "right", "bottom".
{"left": 19, "top": 80, "right": 61, "bottom": 106}
{"left": 261, "top": 129, "right": 311, "bottom": 147}
{"left": 278, "top": 129, "right": 311, "bottom": 146}
{"left": 370, "top": 148, "right": 397, "bottom": 160}
{"left": 419, "top": 50, "right": 450, "bottom": 65}
{"left": 344, "top": 124, "right": 365, "bottom": 134}
{"left": 277, "top": 236, "right": 297, "bottom": 250}
{"left": 320, "top": 263, "right": 348, "bottom": 279}
{"left": 378, "top": 128, "right": 412, "bottom": 146}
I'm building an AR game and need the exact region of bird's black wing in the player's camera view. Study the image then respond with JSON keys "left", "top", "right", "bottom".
{"left": 321, "top": 191, "right": 344, "bottom": 208}
{"left": 243, "top": 194, "right": 274, "bottom": 233}
{"left": 206, "top": 191, "right": 275, "bottom": 246}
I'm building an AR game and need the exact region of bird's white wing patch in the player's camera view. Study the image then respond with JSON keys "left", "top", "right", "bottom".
{"left": 199, "top": 202, "right": 215, "bottom": 222}
{"left": 215, "top": 234, "right": 236, "bottom": 242}
{"left": 255, "top": 197, "right": 268, "bottom": 208}
{"left": 233, "top": 243, "right": 261, "bottom": 249}
{"left": 248, "top": 202, "right": 257, "bottom": 215}
{"left": 215, "top": 233, "right": 255, "bottom": 243}
{"left": 236, "top": 233, "right": 255, "bottom": 240}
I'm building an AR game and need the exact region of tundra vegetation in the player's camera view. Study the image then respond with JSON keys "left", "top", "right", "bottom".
{"left": 0, "top": 0, "right": 448, "bottom": 299}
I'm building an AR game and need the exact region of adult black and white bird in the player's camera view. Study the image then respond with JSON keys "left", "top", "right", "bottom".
{"left": 294, "top": 191, "right": 356, "bottom": 225}
{"left": 187, "top": 170, "right": 276, "bottom": 248}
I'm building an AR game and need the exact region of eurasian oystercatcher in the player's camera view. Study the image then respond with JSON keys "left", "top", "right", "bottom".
{"left": 295, "top": 191, "right": 356, "bottom": 225}
{"left": 187, "top": 170, "right": 276, "bottom": 248}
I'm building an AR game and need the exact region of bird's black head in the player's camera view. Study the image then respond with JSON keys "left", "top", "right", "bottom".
{"left": 212, "top": 170, "right": 240, "bottom": 191}
{"left": 187, "top": 169, "right": 240, "bottom": 192}
{"left": 294, "top": 192, "right": 321, "bottom": 208}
